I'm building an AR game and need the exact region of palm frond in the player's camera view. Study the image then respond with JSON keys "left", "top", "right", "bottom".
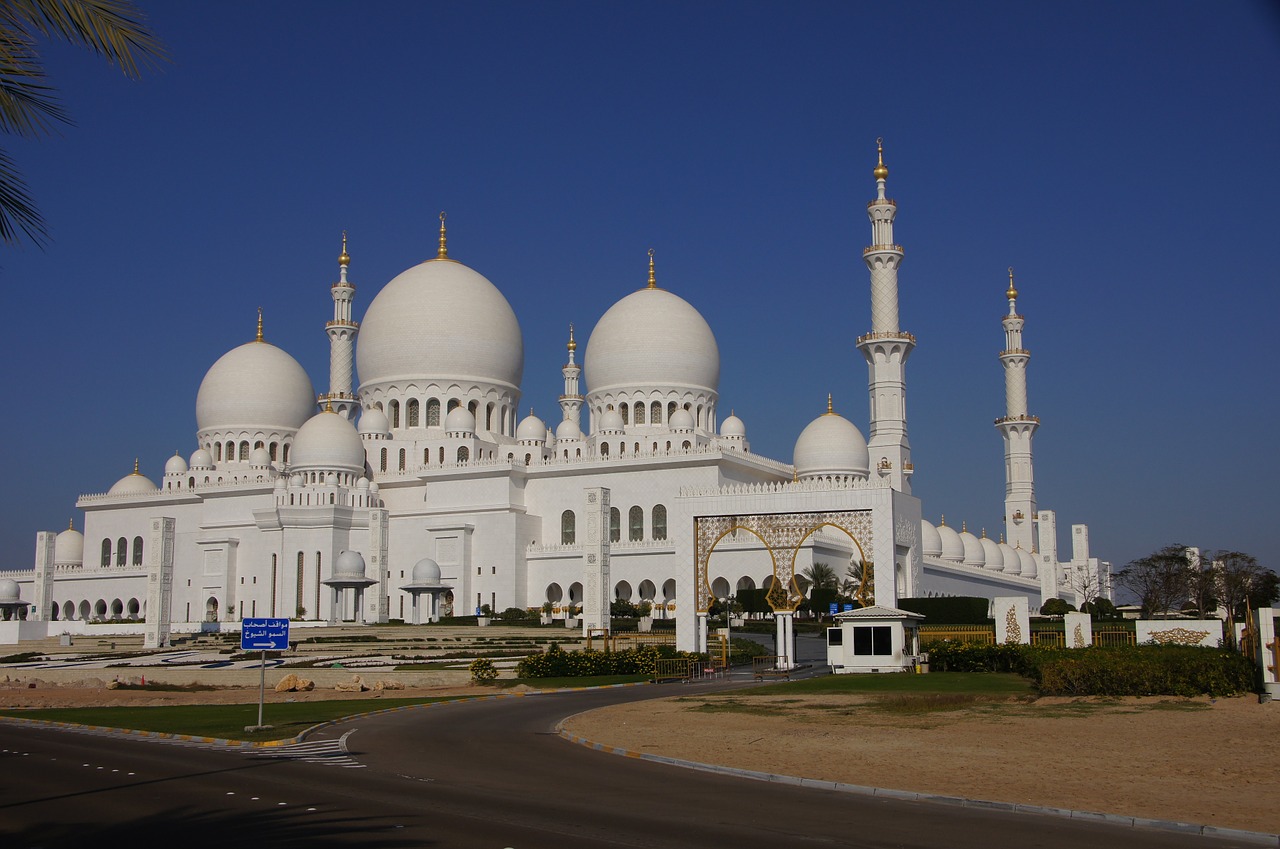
{"left": 0, "top": 146, "right": 48, "bottom": 246}
{"left": 6, "top": 0, "right": 168, "bottom": 79}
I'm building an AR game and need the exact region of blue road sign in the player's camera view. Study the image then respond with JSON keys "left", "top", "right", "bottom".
{"left": 828, "top": 603, "right": 839, "bottom": 615}
{"left": 241, "top": 618, "right": 290, "bottom": 651}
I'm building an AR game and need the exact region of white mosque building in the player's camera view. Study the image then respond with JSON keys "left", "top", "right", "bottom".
{"left": 3, "top": 143, "right": 1110, "bottom": 650}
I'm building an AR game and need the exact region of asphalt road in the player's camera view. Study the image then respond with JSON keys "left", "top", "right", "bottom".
{"left": 0, "top": 681, "right": 1264, "bottom": 848}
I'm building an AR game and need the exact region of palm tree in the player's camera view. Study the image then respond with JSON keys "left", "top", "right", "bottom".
{"left": 0, "top": 0, "right": 166, "bottom": 245}
{"left": 799, "top": 562, "right": 838, "bottom": 596}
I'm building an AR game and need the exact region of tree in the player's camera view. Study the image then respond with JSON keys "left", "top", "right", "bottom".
{"left": 0, "top": 0, "right": 167, "bottom": 245}
{"left": 799, "top": 562, "right": 837, "bottom": 596}
{"left": 1114, "top": 545, "right": 1191, "bottom": 619}
{"left": 1184, "top": 553, "right": 1219, "bottom": 618}
{"left": 1207, "top": 551, "right": 1272, "bottom": 647}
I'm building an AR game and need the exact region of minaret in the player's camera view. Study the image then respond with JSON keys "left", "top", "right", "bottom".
{"left": 559, "top": 324, "right": 583, "bottom": 431}
{"left": 321, "top": 232, "right": 359, "bottom": 420}
{"left": 856, "top": 139, "right": 914, "bottom": 493}
{"left": 997, "top": 267, "right": 1039, "bottom": 551}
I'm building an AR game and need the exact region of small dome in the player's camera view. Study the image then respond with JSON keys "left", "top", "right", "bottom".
{"left": 0, "top": 578, "right": 19, "bottom": 603}
{"left": 999, "top": 542, "right": 1019, "bottom": 573}
{"left": 54, "top": 526, "right": 84, "bottom": 564}
{"left": 334, "top": 549, "right": 366, "bottom": 577}
{"left": 516, "top": 413, "right": 547, "bottom": 442}
{"left": 1017, "top": 546, "right": 1037, "bottom": 577}
{"left": 920, "top": 520, "right": 942, "bottom": 558}
{"left": 165, "top": 452, "right": 188, "bottom": 475}
{"left": 196, "top": 339, "right": 315, "bottom": 435}
{"left": 356, "top": 476, "right": 369, "bottom": 490}
{"left": 290, "top": 410, "right": 365, "bottom": 473}
{"left": 599, "top": 408, "right": 624, "bottom": 432}
{"left": 190, "top": 448, "right": 213, "bottom": 468}
{"left": 108, "top": 465, "right": 158, "bottom": 496}
{"left": 357, "top": 407, "right": 389, "bottom": 436}
{"left": 555, "top": 419, "right": 582, "bottom": 440}
{"left": 669, "top": 408, "right": 695, "bottom": 431}
{"left": 793, "top": 410, "right": 869, "bottom": 479}
{"left": 979, "top": 535, "right": 1004, "bottom": 571}
{"left": 412, "top": 557, "right": 442, "bottom": 582}
{"left": 444, "top": 406, "right": 475, "bottom": 433}
{"left": 959, "top": 529, "right": 986, "bottom": 568}
{"left": 937, "top": 521, "right": 964, "bottom": 562}
{"left": 720, "top": 413, "right": 745, "bottom": 437}
{"left": 248, "top": 447, "right": 272, "bottom": 467}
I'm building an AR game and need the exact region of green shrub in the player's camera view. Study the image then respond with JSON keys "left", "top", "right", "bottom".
{"left": 514, "top": 643, "right": 701, "bottom": 678}
{"left": 1033, "top": 646, "right": 1255, "bottom": 697}
{"left": 1040, "top": 597, "right": 1077, "bottom": 616}
{"left": 469, "top": 657, "right": 498, "bottom": 683}
{"left": 499, "top": 607, "right": 529, "bottom": 621}
{"left": 898, "top": 597, "right": 991, "bottom": 624}
{"left": 922, "top": 641, "right": 1042, "bottom": 674}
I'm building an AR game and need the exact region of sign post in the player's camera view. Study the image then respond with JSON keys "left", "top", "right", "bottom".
{"left": 241, "top": 618, "right": 290, "bottom": 731}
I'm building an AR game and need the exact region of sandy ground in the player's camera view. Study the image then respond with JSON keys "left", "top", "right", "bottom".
{"left": 3, "top": 674, "right": 1277, "bottom": 834}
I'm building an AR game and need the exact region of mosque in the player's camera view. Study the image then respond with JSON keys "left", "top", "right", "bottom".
{"left": 2, "top": 143, "right": 1111, "bottom": 652}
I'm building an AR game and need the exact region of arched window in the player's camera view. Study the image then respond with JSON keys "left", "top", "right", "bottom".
{"left": 485, "top": 403, "right": 494, "bottom": 431}
{"left": 282, "top": 443, "right": 290, "bottom": 464}
{"left": 634, "top": 402, "right": 645, "bottom": 425}
{"left": 380, "top": 447, "right": 388, "bottom": 472}
{"left": 447, "top": 399, "right": 460, "bottom": 413}
{"left": 214, "top": 443, "right": 222, "bottom": 462}
{"left": 619, "top": 442, "right": 626, "bottom": 455}
{"left": 389, "top": 400, "right": 400, "bottom": 429}
{"left": 620, "top": 404, "right": 629, "bottom": 425}
{"left": 116, "top": 537, "right": 127, "bottom": 566}
{"left": 254, "top": 440, "right": 264, "bottom": 451}
{"left": 457, "top": 446, "right": 469, "bottom": 463}
{"left": 682, "top": 440, "right": 691, "bottom": 450}
{"left": 426, "top": 398, "right": 441, "bottom": 426}
{"left": 652, "top": 504, "right": 667, "bottom": 540}
{"left": 609, "top": 507, "right": 621, "bottom": 543}
{"left": 668, "top": 401, "right": 678, "bottom": 421}
{"left": 100, "top": 538, "right": 111, "bottom": 567}
{"left": 468, "top": 400, "right": 479, "bottom": 420}
{"left": 600, "top": 442, "right": 609, "bottom": 457}
{"left": 407, "top": 399, "right": 419, "bottom": 427}
{"left": 424, "top": 448, "right": 430, "bottom": 465}
{"left": 561, "top": 510, "right": 576, "bottom": 545}
{"left": 296, "top": 552, "right": 305, "bottom": 618}
{"left": 239, "top": 441, "right": 250, "bottom": 460}
{"left": 524, "top": 453, "right": 532, "bottom": 464}
{"left": 132, "top": 536, "right": 144, "bottom": 566}
{"left": 398, "top": 448, "right": 406, "bottom": 471}
{"left": 628, "top": 506, "right": 643, "bottom": 541}
{"left": 651, "top": 401, "right": 661, "bottom": 424}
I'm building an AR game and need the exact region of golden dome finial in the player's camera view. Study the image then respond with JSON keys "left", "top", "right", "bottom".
{"left": 68, "top": 517, "right": 74, "bottom": 531}
{"left": 324, "top": 398, "right": 334, "bottom": 413}
{"left": 939, "top": 514, "right": 946, "bottom": 527}
{"left": 824, "top": 393, "right": 835, "bottom": 415}
{"left": 1006, "top": 266, "right": 1018, "bottom": 300}
{"left": 962, "top": 520, "right": 968, "bottom": 533}
{"left": 256, "top": 308, "right": 264, "bottom": 342}
{"left": 981, "top": 527, "right": 987, "bottom": 539}
{"left": 437, "top": 211, "right": 448, "bottom": 259}
{"left": 647, "top": 248, "right": 657, "bottom": 289}
{"left": 873, "top": 137, "right": 889, "bottom": 181}
{"left": 132, "top": 458, "right": 140, "bottom": 475}
{"left": 567, "top": 323, "right": 577, "bottom": 352}
{"left": 339, "top": 231, "right": 350, "bottom": 266}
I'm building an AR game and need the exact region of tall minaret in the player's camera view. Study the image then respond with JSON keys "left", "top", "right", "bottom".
{"left": 559, "top": 324, "right": 583, "bottom": 431}
{"left": 321, "top": 232, "right": 360, "bottom": 420}
{"left": 856, "top": 139, "right": 914, "bottom": 493}
{"left": 997, "top": 267, "right": 1039, "bottom": 551}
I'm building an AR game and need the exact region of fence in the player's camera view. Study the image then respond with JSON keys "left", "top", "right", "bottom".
{"left": 584, "top": 630, "right": 677, "bottom": 652}
{"left": 921, "top": 623, "right": 1137, "bottom": 648}
{"left": 752, "top": 655, "right": 790, "bottom": 680}
{"left": 918, "top": 625, "right": 995, "bottom": 645}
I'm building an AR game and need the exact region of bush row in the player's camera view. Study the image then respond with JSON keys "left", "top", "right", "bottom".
{"left": 922, "top": 640, "right": 1256, "bottom": 697}
{"left": 515, "top": 644, "right": 700, "bottom": 678}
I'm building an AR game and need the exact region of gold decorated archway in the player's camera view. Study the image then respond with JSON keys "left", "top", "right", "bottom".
{"left": 694, "top": 510, "right": 874, "bottom": 613}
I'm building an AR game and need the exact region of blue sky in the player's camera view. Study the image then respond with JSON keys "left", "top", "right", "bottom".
{"left": 3, "top": 0, "right": 1277, "bottom": 574}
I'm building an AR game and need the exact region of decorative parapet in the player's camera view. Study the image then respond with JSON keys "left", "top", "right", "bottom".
{"left": 994, "top": 414, "right": 1041, "bottom": 425}
{"left": 856, "top": 330, "right": 917, "bottom": 346}
{"left": 678, "top": 476, "right": 889, "bottom": 499}
{"left": 862, "top": 244, "right": 904, "bottom": 254}
{"left": 865, "top": 198, "right": 897, "bottom": 209}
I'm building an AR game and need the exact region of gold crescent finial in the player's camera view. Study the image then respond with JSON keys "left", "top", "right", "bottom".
{"left": 339, "top": 231, "right": 350, "bottom": 266}
{"left": 256, "top": 308, "right": 264, "bottom": 342}
{"left": 437, "top": 211, "right": 448, "bottom": 259}
{"left": 647, "top": 248, "right": 656, "bottom": 289}
{"left": 874, "top": 137, "right": 889, "bottom": 180}
{"left": 1006, "top": 266, "right": 1018, "bottom": 300}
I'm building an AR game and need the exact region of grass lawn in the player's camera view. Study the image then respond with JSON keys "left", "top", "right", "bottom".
{"left": 736, "top": 672, "right": 1034, "bottom": 697}
{"left": 0, "top": 697, "right": 470, "bottom": 743}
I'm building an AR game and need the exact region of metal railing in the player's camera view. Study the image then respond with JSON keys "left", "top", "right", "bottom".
{"left": 752, "top": 655, "right": 790, "bottom": 680}
{"left": 919, "top": 625, "right": 995, "bottom": 645}
{"left": 584, "top": 630, "right": 677, "bottom": 652}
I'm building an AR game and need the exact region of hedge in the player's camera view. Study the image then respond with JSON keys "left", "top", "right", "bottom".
{"left": 922, "top": 640, "right": 1256, "bottom": 697}
{"left": 898, "top": 596, "right": 991, "bottom": 624}
{"left": 515, "top": 644, "right": 701, "bottom": 678}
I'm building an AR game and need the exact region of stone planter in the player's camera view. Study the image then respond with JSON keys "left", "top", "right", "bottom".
{"left": 476, "top": 617, "right": 491, "bottom": 627}
{"left": 638, "top": 616, "right": 653, "bottom": 633}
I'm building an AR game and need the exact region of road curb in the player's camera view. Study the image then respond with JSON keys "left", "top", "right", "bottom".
{"left": 555, "top": 724, "right": 1280, "bottom": 846}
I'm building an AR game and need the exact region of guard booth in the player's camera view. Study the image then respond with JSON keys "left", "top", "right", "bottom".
{"left": 826, "top": 605, "right": 924, "bottom": 673}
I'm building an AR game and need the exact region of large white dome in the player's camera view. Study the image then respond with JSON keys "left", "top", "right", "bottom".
{"left": 585, "top": 286, "right": 719, "bottom": 396}
{"left": 920, "top": 520, "right": 942, "bottom": 557}
{"left": 290, "top": 410, "right": 365, "bottom": 474}
{"left": 54, "top": 525, "right": 84, "bottom": 565}
{"left": 357, "top": 258, "right": 523, "bottom": 393}
{"left": 937, "top": 521, "right": 964, "bottom": 562}
{"left": 108, "top": 465, "right": 158, "bottom": 496}
{"left": 793, "top": 411, "right": 870, "bottom": 479}
{"left": 196, "top": 339, "right": 315, "bottom": 434}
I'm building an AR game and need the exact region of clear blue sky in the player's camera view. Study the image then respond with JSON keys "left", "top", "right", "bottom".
{"left": 3, "top": 0, "right": 1277, "bottom": 574}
